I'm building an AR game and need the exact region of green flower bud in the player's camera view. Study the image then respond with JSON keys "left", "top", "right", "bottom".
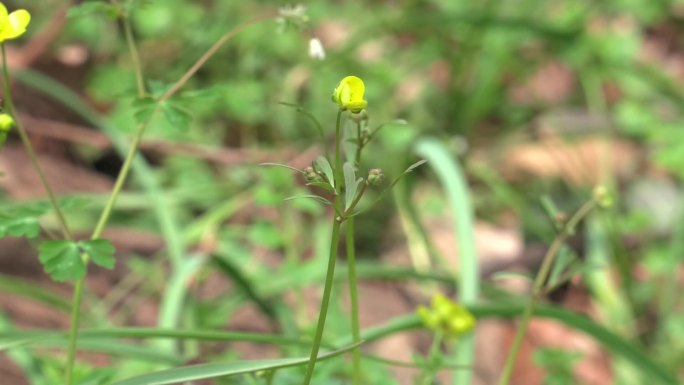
{"left": 304, "top": 166, "right": 321, "bottom": 183}
{"left": 593, "top": 185, "right": 613, "bottom": 208}
{"left": 367, "top": 168, "right": 384, "bottom": 186}
{"left": 0, "top": 113, "right": 15, "bottom": 133}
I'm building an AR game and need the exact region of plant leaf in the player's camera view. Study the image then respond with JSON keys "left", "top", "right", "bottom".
{"left": 38, "top": 240, "right": 85, "bottom": 282}
{"left": 343, "top": 162, "right": 358, "bottom": 210}
{"left": 306, "top": 181, "right": 335, "bottom": 194}
{"left": 284, "top": 195, "right": 331, "bottom": 206}
{"left": 109, "top": 343, "right": 361, "bottom": 385}
{"left": 314, "top": 156, "right": 335, "bottom": 189}
{"left": 161, "top": 102, "right": 192, "bottom": 131}
{"left": 80, "top": 239, "right": 116, "bottom": 270}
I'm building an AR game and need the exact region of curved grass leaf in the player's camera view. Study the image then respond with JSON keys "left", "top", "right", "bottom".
{"left": 415, "top": 138, "right": 477, "bottom": 385}
{"left": 109, "top": 343, "right": 361, "bottom": 385}
{"left": 340, "top": 304, "right": 679, "bottom": 385}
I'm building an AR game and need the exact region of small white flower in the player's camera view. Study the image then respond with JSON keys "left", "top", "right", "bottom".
{"left": 308, "top": 37, "right": 326, "bottom": 60}
{"left": 278, "top": 4, "right": 308, "bottom": 25}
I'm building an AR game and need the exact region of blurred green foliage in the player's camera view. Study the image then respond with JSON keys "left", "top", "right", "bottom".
{"left": 2, "top": 0, "right": 684, "bottom": 383}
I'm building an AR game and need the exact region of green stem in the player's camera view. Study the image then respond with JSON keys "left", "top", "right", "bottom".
{"left": 302, "top": 109, "right": 345, "bottom": 385}
{"left": 0, "top": 44, "right": 73, "bottom": 240}
{"left": 421, "top": 330, "right": 443, "bottom": 385}
{"left": 346, "top": 217, "right": 362, "bottom": 385}
{"left": 333, "top": 109, "right": 343, "bottom": 186}
{"left": 63, "top": 13, "right": 151, "bottom": 382}
{"left": 302, "top": 218, "right": 341, "bottom": 385}
{"left": 497, "top": 199, "right": 596, "bottom": 385}
{"left": 122, "top": 12, "right": 146, "bottom": 97}
{"left": 63, "top": 277, "right": 85, "bottom": 385}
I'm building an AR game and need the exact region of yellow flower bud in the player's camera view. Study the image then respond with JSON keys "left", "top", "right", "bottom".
{"left": 0, "top": 3, "right": 30, "bottom": 42}
{"left": 417, "top": 293, "right": 476, "bottom": 339}
{"left": 332, "top": 76, "right": 368, "bottom": 113}
{"left": 0, "top": 113, "right": 14, "bottom": 132}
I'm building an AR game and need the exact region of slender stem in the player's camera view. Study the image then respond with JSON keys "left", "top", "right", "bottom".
{"left": 497, "top": 199, "right": 596, "bottom": 385}
{"left": 346, "top": 217, "right": 362, "bottom": 385}
{"left": 122, "top": 13, "right": 145, "bottom": 97}
{"left": 160, "top": 14, "right": 274, "bottom": 102}
{"left": 333, "top": 109, "right": 343, "bottom": 186}
{"left": 90, "top": 121, "right": 149, "bottom": 240}
{"left": 1, "top": 44, "right": 73, "bottom": 240}
{"left": 421, "top": 331, "right": 443, "bottom": 385}
{"left": 63, "top": 277, "right": 85, "bottom": 385}
{"left": 302, "top": 109, "right": 345, "bottom": 385}
{"left": 302, "top": 218, "right": 341, "bottom": 385}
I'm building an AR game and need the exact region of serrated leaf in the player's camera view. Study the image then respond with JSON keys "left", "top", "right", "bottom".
{"left": 0, "top": 203, "right": 51, "bottom": 239}
{"left": 38, "top": 240, "right": 85, "bottom": 282}
{"left": 314, "top": 156, "right": 335, "bottom": 189}
{"left": 80, "top": 239, "right": 116, "bottom": 270}
{"left": 132, "top": 97, "right": 158, "bottom": 125}
{"left": 161, "top": 102, "right": 192, "bottom": 131}
{"left": 0, "top": 216, "right": 41, "bottom": 238}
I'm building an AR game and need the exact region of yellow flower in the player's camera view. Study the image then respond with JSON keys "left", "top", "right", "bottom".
{"left": 0, "top": 3, "right": 30, "bottom": 42}
{"left": 417, "top": 293, "right": 476, "bottom": 339}
{"left": 332, "top": 76, "right": 367, "bottom": 113}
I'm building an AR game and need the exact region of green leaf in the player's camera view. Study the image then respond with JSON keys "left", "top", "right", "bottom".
{"left": 132, "top": 96, "right": 158, "bottom": 125}
{"left": 38, "top": 240, "right": 85, "bottom": 282}
{"left": 161, "top": 102, "right": 192, "bottom": 131}
{"left": 0, "top": 203, "right": 50, "bottom": 239}
{"left": 284, "top": 195, "right": 331, "bottom": 206}
{"left": 314, "top": 156, "right": 335, "bottom": 189}
{"left": 67, "top": 1, "right": 121, "bottom": 19}
{"left": 259, "top": 163, "right": 304, "bottom": 174}
{"left": 80, "top": 239, "right": 116, "bottom": 270}
{"left": 306, "top": 181, "right": 335, "bottom": 194}
{"left": 343, "top": 162, "right": 361, "bottom": 211}
{"left": 109, "top": 343, "right": 361, "bottom": 385}
{"left": 37, "top": 239, "right": 115, "bottom": 281}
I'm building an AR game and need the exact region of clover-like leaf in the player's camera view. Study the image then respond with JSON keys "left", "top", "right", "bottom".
{"left": 38, "top": 240, "right": 85, "bottom": 282}
{"left": 38, "top": 239, "right": 116, "bottom": 282}
{"left": 80, "top": 239, "right": 116, "bottom": 270}
{"left": 161, "top": 101, "right": 192, "bottom": 131}
{"left": 0, "top": 203, "right": 50, "bottom": 239}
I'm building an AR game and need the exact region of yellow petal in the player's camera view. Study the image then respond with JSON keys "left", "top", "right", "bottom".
{"left": 2, "top": 9, "right": 30, "bottom": 40}
{"left": 0, "top": 4, "right": 8, "bottom": 21}
{"left": 332, "top": 76, "right": 367, "bottom": 112}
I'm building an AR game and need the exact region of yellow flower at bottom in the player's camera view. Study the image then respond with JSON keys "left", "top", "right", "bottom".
{"left": 417, "top": 293, "right": 476, "bottom": 339}
{"left": 332, "top": 75, "right": 367, "bottom": 113}
{"left": 0, "top": 3, "right": 30, "bottom": 42}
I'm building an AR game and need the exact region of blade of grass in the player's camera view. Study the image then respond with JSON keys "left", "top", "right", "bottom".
{"left": 336, "top": 304, "right": 678, "bottom": 385}
{"left": 415, "top": 137, "right": 478, "bottom": 385}
{"left": 0, "top": 274, "right": 71, "bottom": 311}
{"left": 109, "top": 342, "right": 362, "bottom": 385}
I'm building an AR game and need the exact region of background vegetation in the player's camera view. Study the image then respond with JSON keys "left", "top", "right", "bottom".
{"left": 1, "top": 0, "right": 684, "bottom": 384}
